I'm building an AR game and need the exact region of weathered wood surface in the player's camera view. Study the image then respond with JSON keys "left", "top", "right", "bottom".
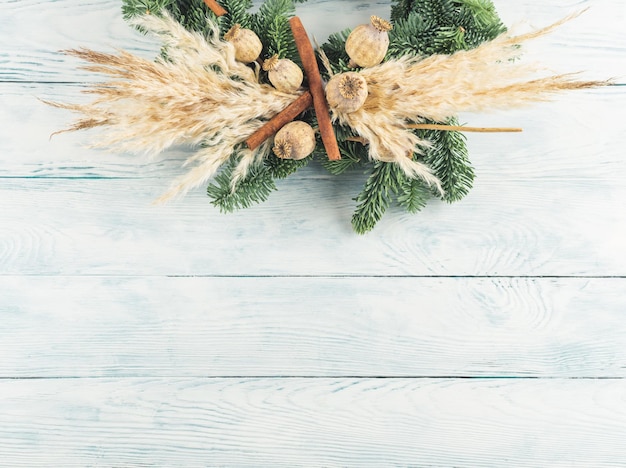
{"left": 2, "top": 276, "right": 626, "bottom": 378}
{"left": 1, "top": 378, "right": 626, "bottom": 467}
{"left": 1, "top": 0, "right": 624, "bottom": 82}
{"left": 2, "top": 82, "right": 625, "bottom": 276}
{"left": 1, "top": 0, "right": 625, "bottom": 466}
{"left": 1, "top": 173, "right": 625, "bottom": 276}
{"left": 3, "top": 83, "right": 624, "bottom": 177}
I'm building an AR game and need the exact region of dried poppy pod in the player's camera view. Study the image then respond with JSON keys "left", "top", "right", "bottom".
{"left": 345, "top": 15, "right": 392, "bottom": 68}
{"left": 273, "top": 121, "right": 316, "bottom": 160}
{"left": 325, "top": 72, "right": 368, "bottom": 113}
{"left": 224, "top": 24, "right": 263, "bottom": 64}
{"left": 263, "top": 55, "right": 304, "bottom": 93}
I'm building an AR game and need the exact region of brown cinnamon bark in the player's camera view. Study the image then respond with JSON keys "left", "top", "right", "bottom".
{"left": 289, "top": 17, "right": 341, "bottom": 161}
{"left": 203, "top": 0, "right": 227, "bottom": 17}
{"left": 246, "top": 91, "right": 314, "bottom": 150}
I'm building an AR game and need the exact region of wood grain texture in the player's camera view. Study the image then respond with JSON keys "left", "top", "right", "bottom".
{"left": 3, "top": 84, "right": 624, "bottom": 179}
{"left": 1, "top": 378, "right": 626, "bottom": 467}
{"left": 1, "top": 86, "right": 624, "bottom": 276}
{"left": 1, "top": 276, "right": 625, "bottom": 378}
{"left": 0, "top": 0, "right": 160, "bottom": 82}
{"left": 1, "top": 173, "right": 624, "bottom": 276}
{"left": 0, "top": 83, "right": 190, "bottom": 178}
{"left": 1, "top": 0, "right": 626, "bottom": 465}
{"left": 0, "top": 0, "right": 623, "bottom": 83}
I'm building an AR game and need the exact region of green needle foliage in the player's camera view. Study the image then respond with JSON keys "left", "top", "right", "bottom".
{"left": 390, "top": 0, "right": 505, "bottom": 53}
{"left": 352, "top": 163, "right": 399, "bottom": 235}
{"left": 217, "top": 0, "right": 254, "bottom": 31}
{"left": 252, "top": 0, "right": 299, "bottom": 62}
{"left": 122, "top": 0, "right": 314, "bottom": 212}
{"left": 396, "top": 174, "right": 431, "bottom": 214}
{"left": 418, "top": 117, "right": 474, "bottom": 203}
{"left": 121, "top": 0, "right": 505, "bottom": 232}
{"left": 347, "top": 0, "right": 505, "bottom": 233}
{"left": 207, "top": 157, "right": 277, "bottom": 212}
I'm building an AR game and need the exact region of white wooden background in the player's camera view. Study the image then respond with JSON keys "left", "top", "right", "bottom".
{"left": 1, "top": 0, "right": 625, "bottom": 466}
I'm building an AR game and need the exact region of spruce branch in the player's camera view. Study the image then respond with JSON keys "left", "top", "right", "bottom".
{"left": 217, "top": 0, "right": 254, "bottom": 31}
{"left": 350, "top": 0, "right": 505, "bottom": 232}
{"left": 122, "top": 0, "right": 220, "bottom": 35}
{"left": 207, "top": 157, "right": 277, "bottom": 212}
{"left": 122, "top": 0, "right": 175, "bottom": 19}
{"left": 265, "top": 153, "right": 311, "bottom": 179}
{"left": 389, "top": 0, "right": 505, "bottom": 57}
{"left": 395, "top": 167, "right": 431, "bottom": 213}
{"left": 454, "top": 0, "right": 502, "bottom": 28}
{"left": 418, "top": 118, "right": 474, "bottom": 202}
{"left": 322, "top": 141, "right": 365, "bottom": 175}
{"left": 251, "top": 0, "right": 300, "bottom": 61}
{"left": 319, "top": 29, "right": 352, "bottom": 76}
{"left": 352, "top": 163, "right": 399, "bottom": 234}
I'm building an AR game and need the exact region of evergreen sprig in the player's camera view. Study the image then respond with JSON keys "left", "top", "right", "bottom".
{"left": 345, "top": 0, "right": 505, "bottom": 233}
{"left": 352, "top": 162, "right": 399, "bottom": 235}
{"left": 418, "top": 118, "right": 475, "bottom": 202}
{"left": 319, "top": 30, "right": 353, "bottom": 76}
{"left": 123, "top": 0, "right": 224, "bottom": 35}
{"left": 217, "top": 0, "right": 254, "bottom": 31}
{"left": 251, "top": 0, "right": 303, "bottom": 62}
{"left": 122, "top": 0, "right": 173, "bottom": 19}
{"left": 120, "top": 0, "right": 505, "bottom": 232}
{"left": 207, "top": 157, "right": 277, "bottom": 212}
{"left": 389, "top": 0, "right": 505, "bottom": 56}
{"left": 322, "top": 141, "right": 364, "bottom": 176}
{"left": 121, "top": 0, "right": 313, "bottom": 209}
{"left": 396, "top": 171, "right": 431, "bottom": 214}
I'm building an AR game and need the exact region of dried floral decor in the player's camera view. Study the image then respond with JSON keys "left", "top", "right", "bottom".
{"left": 49, "top": 0, "right": 608, "bottom": 233}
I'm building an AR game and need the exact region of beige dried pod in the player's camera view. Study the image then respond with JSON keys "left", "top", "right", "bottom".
{"left": 273, "top": 121, "right": 316, "bottom": 160}
{"left": 325, "top": 72, "right": 368, "bottom": 113}
{"left": 262, "top": 55, "right": 304, "bottom": 93}
{"left": 345, "top": 15, "right": 392, "bottom": 68}
{"left": 224, "top": 24, "right": 263, "bottom": 64}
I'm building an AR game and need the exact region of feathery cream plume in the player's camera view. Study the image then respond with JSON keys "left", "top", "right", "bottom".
{"left": 47, "top": 13, "right": 301, "bottom": 201}
{"left": 330, "top": 11, "right": 609, "bottom": 189}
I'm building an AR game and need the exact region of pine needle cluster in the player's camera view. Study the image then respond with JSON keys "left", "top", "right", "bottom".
{"left": 322, "top": 0, "right": 506, "bottom": 233}
{"left": 93, "top": 0, "right": 602, "bottom": 233}
{"left": 122, "top": 0, "right": 310, "bottom": 210}
{"left": 120, "top": 0, "right": 497, "bottom": 230}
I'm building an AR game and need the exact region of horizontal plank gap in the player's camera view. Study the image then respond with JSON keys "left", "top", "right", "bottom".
{"left": 1, "top": 376, "right": 625, "bottom": 381}
{"left": 2, "top": 274, "right": 625, "bottom": 279}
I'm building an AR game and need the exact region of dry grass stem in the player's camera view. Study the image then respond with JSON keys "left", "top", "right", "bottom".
{"left": 49, "top": 13, "right": 301, "bottom": 201}
{"left": 331, "top": 12, "right": 608, "bottom": 188}
{"left": 49, "top": 11, "right": 608, "bottom": 201}
{"left": 407, "top": 124, "right": 522, "bottom": 133}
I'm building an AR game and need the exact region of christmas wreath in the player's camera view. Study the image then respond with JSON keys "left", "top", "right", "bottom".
{"left": 49, "top": 0, "right": 606, "bottom": 233}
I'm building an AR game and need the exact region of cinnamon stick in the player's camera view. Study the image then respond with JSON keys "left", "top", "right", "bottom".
{"left": 246, "top": 91, "right": 313, "bottom": 150}
{"left": 203, "top": 0, "right": 227, "bottom": 16}
{"left": 289, "top": 17, "right": 341, "bottom": 161}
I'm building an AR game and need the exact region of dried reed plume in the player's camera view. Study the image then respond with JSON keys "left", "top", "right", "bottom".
{"left": 46, "top": 13, "right": 301, "bottom": 201}
{"left": 331, "top": 11, "right": 609, "bottom": 187}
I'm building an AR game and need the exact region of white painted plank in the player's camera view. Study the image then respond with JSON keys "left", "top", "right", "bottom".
{"left": 1, "top": 86, "right": 625, "bottom": 277}
{"left": 0, "top": 0, "right": 624, "bottom": 83}
{"left": 1, "top": 277, "right": 625, "bottom": 378}
{"left": 1, "top": 173, "right": 624, "bottom": 275}
{"left": 2, "top": 83, "right": 624, "bottom": 179}
{"left": 0, "top": 0, "right": 161, "bottom": 82}
{"left": 0, "top": 83, "right": 190, "bottom": 178}
{"left": 1, "top": 378, "right": 625, "bottom": 466}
